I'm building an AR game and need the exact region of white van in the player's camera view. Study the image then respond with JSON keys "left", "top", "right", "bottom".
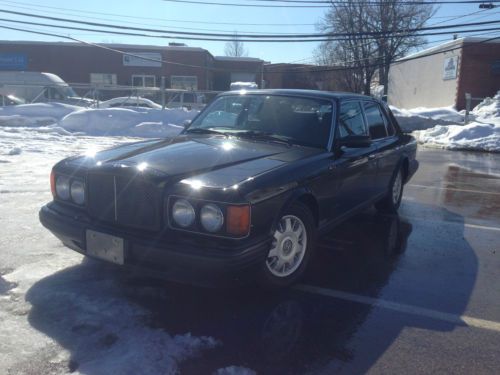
{"left": 0, "top": 71, "right": 92, "bottom": 106}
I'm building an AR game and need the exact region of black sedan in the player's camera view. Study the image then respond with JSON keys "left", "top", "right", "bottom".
{"left": 39, "top": 90, "right": 418, "bottom": 288}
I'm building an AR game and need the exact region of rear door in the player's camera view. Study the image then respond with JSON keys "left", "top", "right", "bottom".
{"left": 333, "top": 100, "right": 379, "bottom": 215}
{"left": 363, "top": 100, "right": 400, "bottom": 195}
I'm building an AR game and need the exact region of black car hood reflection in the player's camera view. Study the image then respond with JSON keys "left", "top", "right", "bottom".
{"left": 66, "top": 135, "right": 323, "bottom": 188}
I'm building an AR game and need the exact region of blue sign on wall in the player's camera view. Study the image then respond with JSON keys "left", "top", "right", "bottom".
{"left": 0, "top": 53, "right": 28, "bottom": 70}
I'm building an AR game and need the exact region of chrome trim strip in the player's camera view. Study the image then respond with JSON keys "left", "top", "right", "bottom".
{"left": 113, "top": 176, "right": 118, "bottom": 221}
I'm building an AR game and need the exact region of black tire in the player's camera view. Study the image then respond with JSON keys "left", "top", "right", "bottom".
{"left": 375, "top": 166, "right": 404, "bottom": 214}
{"left": 257, "top": 201, "right": 316, "bottom": 289}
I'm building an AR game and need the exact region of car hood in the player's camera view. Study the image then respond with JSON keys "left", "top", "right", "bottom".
{"left": 66, "top": 135, "right": 322, "bottom": 186}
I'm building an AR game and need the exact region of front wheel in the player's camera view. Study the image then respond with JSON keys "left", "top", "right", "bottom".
{"left": 257, "top": 202, "right": 316, "bottom": 289}
{"left": 375, "top": 167, "right": 404, "bottom": 213}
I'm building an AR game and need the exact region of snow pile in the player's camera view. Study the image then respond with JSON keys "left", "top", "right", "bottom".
{"left": 472, "top": 91, "right": 500, "bottom": 119}
{"left": 411, "top": 93, "right": 500, "bottom": 152}
{"left": 0, "top": 103, "right": 198, "bottom": 138}
{"left": 391, "top": 105, "right": 464, "bottom": 132}
{"left": 0, "top": 102, "right": 81, "bottom": 127}
{"left": 58, "top": 107, "right": 192, "bottom": 137}
{"left": 413, "top": 121, "right": 500, "bottom": 152}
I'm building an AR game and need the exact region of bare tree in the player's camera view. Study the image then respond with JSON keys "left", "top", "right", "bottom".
{"left": 224, "top": 33, "right": 248, "bottom": 57}
{"left": 316, "top": 0, "right": 435, "bottom": 95}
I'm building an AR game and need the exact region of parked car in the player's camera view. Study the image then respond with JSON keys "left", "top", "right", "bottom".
{"left": 230, "top": 81, "right": 258, "bottom": 91}
{"left": 0, "top": 93, "right": 25, "bottom": 106}
{"left": 96, "top": 96, "right": 161, "bottom": 109}
{"left": 39, "top": 90, "right": 418, "bottom": 288}
{"left": 0, "top": 71, "right": 93, "bottom": 106}
{"left": 166, "top": 91, "right": 206, "bottom": 110}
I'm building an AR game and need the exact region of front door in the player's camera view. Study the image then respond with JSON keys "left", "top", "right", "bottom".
{"left": 333, "top": 100, "right": 379, "bottom": 216}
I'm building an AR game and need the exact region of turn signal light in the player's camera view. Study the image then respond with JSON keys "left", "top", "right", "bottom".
{"left": 226, "top": 205, "right": 250, "bottom": 236}
{"left": 50, "top": 169, "right": 56, "bottom": 198}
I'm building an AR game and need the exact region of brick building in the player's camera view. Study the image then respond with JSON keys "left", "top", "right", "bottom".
{"left": 0, "top": 41, "right": 264, "bottom": 91}
{"left": 388, "top": 37, "right": 500, "bottom": 110}
{"left": 263, "top": 63, "right": 346, "bottom": 91}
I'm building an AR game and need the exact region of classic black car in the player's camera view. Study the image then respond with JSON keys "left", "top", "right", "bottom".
{"left": 40, "top": 90, "right": 418, "bottom": 288}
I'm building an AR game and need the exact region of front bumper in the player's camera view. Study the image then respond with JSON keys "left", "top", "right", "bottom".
{"left": 39, "top": 203, "right": 272, "bottom": 287}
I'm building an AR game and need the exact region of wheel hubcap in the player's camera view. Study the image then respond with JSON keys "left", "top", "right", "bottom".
{"left": 392, "top": 171, "right": 402, "bottom": 204}
{"left": 266, "top": 215, "right": 307, "bottom": 278}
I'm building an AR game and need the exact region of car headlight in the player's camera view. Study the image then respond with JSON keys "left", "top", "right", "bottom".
{"left": 70, "top": 179, "right": 85, "bottom": 205}
{"left": 172, "top": 199, "right": 196, "bottom": 228}
{"left": 200, "top": 203, "right": 224, "bottom": 233}
{"left": 55, "top": 175, "right": 70, "bottom": 200}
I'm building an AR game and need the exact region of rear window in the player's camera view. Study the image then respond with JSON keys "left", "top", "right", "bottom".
{"left": 364, "top": 101, "right": 388, "bottom": 140}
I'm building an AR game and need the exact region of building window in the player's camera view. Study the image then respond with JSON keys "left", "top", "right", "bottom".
{"left": 171, "top": 76, "right": 198, "bottom": 90}
{"left": 90, "top": 73, "right": 117, "bottom": 85}
{"left": 132, "top": 75, "right": 156, "bottom": 87}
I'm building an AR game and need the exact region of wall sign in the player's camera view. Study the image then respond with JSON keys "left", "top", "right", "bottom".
{"left": 123, "top": 53, "right": 162, "bottom": 67}
{"left": 443, "top": 56, "right": 459, "bottom": 80}
{"left": 0, "top": 53, "right": 27, "bottom": 70}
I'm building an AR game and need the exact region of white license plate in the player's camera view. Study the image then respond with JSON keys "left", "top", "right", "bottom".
{"left": 86, "top": 230, "right": 124, "bottom": 265}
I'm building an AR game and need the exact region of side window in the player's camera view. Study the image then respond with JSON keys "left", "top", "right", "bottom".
{"left": 338, "top": 101, "right": 367, "bottom": 138}
{"left": 383, "top": 108, "right": 396, "bottom": 136}
{"left": 364, "top": 101, "right": 388, "bottom": 140}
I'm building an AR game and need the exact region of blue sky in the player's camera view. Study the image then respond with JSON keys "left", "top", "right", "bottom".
{"left": 0, "top": 0, "right": 498, "bottom": 63}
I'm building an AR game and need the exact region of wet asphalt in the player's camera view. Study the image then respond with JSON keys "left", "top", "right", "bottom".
{"left": 26, "top": 148, "right": 500, "bottom": 374}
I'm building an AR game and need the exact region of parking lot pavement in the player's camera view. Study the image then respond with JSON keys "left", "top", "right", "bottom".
{"left": 1, "top": 148, "right": 500, "bottom": 374}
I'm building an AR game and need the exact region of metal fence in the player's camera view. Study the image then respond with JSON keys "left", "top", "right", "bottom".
{"left": 0, "top": 81, "right": 221, "bottom": 110}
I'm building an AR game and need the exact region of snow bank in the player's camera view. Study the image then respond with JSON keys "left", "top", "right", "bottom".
{"left": 472, "top": 91, "right": 500, "bottom": 119}
{"left": 0, "top": 103, "right": 198, "bottom": 138}
{"left": 391, "top": 105, "right": 464, "bottom": 132}
{"left": 0, "top": 102, "right": 81, "bottom": 127}
{"left": 411, "top": 92, "right": 500, "bottom": 152}
{"left": 59, "top": 107, "right": 192, "bottom": 137}
{"left": 413, "top": 121, "right": 500, "bottom": 152}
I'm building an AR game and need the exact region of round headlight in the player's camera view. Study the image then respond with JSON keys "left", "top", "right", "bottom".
{"left": 70, "top": 180, "right": 85, "bottom": 205}
{"left": 200, "top": 204, "right": 224, "bottom": 233}
{"left": 172, "top": 199, "right": 195, "bottom": 228}
{"left": 55, "top": 175, "right": 70, "bottom": 200}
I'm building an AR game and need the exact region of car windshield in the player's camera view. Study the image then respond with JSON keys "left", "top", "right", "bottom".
{"left": 188, "top": 94, "right": 333, "bottom": 149}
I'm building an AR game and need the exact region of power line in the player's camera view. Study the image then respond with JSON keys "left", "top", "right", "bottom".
{"left": 162, "top": 0, "right": 500, "bottom": 6}
{"left": 0, "top": 3, "right": 314, "bottom": 34}
{"left": 0, "top": 0, "right": 317, "bottom": 26}
{"left": 2, "top": 9, "right": 500, "bottom": 40}
{"left": 0, "top": 0, "right": 484, "bottom": 24}
{"left": 2, "top": 16, "right": 499, "bottom": 43}
{"left": 2, "top": 2, "right": 497, "bottom": 36}
{"left": 0, "top": 22, "right": 498, "bottom": 75}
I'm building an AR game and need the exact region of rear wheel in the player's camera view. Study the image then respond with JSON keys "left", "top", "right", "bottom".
{"left": 375, "top": 167, "right": 403, "bottom": 213}
{"left": 258, "top": 202, "right": 316, "bottom": 289}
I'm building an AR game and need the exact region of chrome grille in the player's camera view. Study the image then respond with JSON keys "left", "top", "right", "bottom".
{"left": 87, "top": 173, "right": 161, "bottom": 231}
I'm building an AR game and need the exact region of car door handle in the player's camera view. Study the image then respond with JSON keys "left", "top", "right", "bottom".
{"left": 368, "top": 154, "right": 376, "bottom": 160}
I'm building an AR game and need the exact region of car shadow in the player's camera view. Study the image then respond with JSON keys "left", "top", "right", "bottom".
{"left": 25, "top": 205, "right": 477, "bottom": 374}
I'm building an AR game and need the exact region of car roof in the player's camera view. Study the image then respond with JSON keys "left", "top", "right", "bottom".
{"left": 218, "top": 89, "right": 373, "bottom": 101}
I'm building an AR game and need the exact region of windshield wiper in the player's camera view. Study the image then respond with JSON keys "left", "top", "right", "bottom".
{"left": 235, "top": 130, "right": 293, "bottom": 146}
{"left": 185, "top": 128, "right": 227, "bottom": 136}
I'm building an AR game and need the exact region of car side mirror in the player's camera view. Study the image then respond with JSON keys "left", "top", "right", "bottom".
{"left": 183, "top": 119, "right": 192, "bottom": 129}
{"left": 340, "top": 135, "right": 372, "bottom": 148}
